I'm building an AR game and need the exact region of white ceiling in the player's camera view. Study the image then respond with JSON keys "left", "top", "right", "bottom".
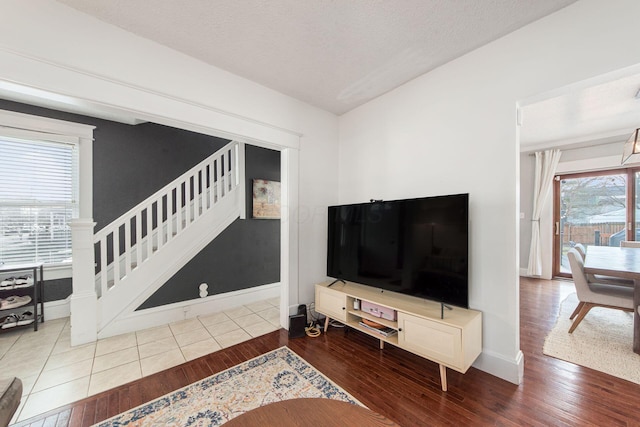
{"left": 519, "top": 68, "right": 640, "bottom": 152}
{"left": 55, "top": 0, "right": 577, "bottom": 115}
{"left": 7, "top": 0, "right": 638, "bottom": 151}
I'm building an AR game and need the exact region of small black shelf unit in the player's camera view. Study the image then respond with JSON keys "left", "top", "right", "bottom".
{"left": 0, "top": 263, "right": 45, "bottom": 332}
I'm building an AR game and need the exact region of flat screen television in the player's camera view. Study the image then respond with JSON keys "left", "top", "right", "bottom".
{"left": 327, "top": 193, "right": 469, "bottom": 308}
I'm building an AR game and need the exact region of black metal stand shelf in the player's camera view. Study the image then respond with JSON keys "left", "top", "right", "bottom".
{"left": 0, "top": 263, "right": 45, "bottom": 332}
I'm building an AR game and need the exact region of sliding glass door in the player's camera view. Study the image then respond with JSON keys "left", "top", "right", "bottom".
{"left": 554, "top": 169, "right": 637, "bottom": 277}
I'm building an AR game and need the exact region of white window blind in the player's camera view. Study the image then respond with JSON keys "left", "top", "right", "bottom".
{"left": 0, "top": 134, "right": 78, "bottom": 266}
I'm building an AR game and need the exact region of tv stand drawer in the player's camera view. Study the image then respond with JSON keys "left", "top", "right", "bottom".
{"left": 315, "top": 285, "right": 348, "bottom": 322}
{"left": 397, "top": 312, "right": 462, "bottom": 369}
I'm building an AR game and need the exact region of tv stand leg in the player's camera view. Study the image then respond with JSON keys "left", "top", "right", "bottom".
{"left": 439, "top": 365, "right": 448, "bottom": 391}
{"left": 324, "top": 317, "right": 330, "bottom": 334}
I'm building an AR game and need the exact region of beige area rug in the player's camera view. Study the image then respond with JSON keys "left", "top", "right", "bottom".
{"left": 93, "top": 346, "right": 362, "bottom": 426}
{"left": 543, "top": 293, "right": 640, "bottom": 384}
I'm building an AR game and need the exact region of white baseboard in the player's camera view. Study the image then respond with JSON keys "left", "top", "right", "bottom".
{"left": 98, "top": 282, "right": 281, "bottom": 339}
{"left": 69, "top": 280, "right": 525, "bottom": 388}
{"left": 519, "top": 268, "right": 554, "bottom": 280}
{"left": 519, "top": 268, "right": 530, "bottom": 277}
{"left": 473, "top": 349, "right": 524, "bottom": 385}
{"left": 43, "top": 298, "right": 71, "bottom": 320}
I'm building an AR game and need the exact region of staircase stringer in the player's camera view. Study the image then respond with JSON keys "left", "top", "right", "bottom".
{"left": 97, "top": 188, "right": 241, "bottom": 334}
{"left": 94, "top": 191, "right": 216, "bottom": 298}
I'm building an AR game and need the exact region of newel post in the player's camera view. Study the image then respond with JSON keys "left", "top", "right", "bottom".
{"left": 70, "top": 218, "right": 97, "bottom": 346}
{"left": 236, "top": 141, "right": 246, "bottom": 220}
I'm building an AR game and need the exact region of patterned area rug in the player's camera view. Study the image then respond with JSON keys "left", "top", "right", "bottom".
{"left": 543, "top": 293, "right": 640, "bottom": 384}
{"left": 93, "top": 346, "right": 362, "bottom": 426}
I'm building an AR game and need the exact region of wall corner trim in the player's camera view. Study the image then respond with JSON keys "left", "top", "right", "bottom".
{"left": 473, "top": 348, "right": 524, "bottom": 385}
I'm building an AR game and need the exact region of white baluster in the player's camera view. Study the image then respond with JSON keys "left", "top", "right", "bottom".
{"left": 113, "top": 227, "right": 121, "bottom": 284}
{"left": 227, "top": 147, "right": 234, "bottom": 192}
{"left": 220, "top": 153, "right": 226, "bottom": 198}
{"left": 167, "top": 187, "right": 175, "bottom": 243}
{"left": 215, "top": 157, "right": 222, "bottom": 203}
{"left": 177, "top": 182, "right": 184, "bottom": 232}
{"left": 161, "top": 194, "right": 168, "bottom": 245}
{"left": 124, "top": 218, "right": 131, "bottom": 277}
{"left": 100, "top": 237, "right": 108, "bottom": 293}
{"left": 135, "top": 212, "right": 142, "bottom": 269}
{"left": 155, "top": 197, "right": 163, "bottom": 250}
{"left": 206, "top": 163, "right": 212, "bottom": 210}
{"left": 196, "top": 168, "right": 202, "bottom": 219}
{"left": 187, "top": 174, "right": 198, "bottom": 224}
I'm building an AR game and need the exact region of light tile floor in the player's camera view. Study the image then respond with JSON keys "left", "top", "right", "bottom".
{"left": 0, "top": 298, "right": 280, "bottom": 424}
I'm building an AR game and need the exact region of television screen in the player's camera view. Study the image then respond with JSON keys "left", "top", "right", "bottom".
{"left": 327, "top": 193, "right": 468, "bottom": 308}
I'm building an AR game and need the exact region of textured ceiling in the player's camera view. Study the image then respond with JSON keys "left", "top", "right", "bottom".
{"left": 55, "top": 0, "right": 577, "bottom": 115}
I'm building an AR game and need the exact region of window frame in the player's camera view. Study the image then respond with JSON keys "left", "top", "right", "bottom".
{"left": 0, "top": 109, "right": 94, "bottom": 279}
{"left": 552, "top": 166, "right": 640, "bottom": 278}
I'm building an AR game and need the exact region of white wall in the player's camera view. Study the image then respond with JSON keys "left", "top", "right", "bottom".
{"left": 338, "top": 0, "right": 640, "bottom": 383}
{"left": 0, "top": 0, "right": 339, "bottom": 317}
{"left": 4, "top": 0, "right": 640, "bottom": 386}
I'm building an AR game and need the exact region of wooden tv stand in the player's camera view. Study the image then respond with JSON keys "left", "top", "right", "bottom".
{"left": 314, "top": 281, "right": 482, "bottom": 391}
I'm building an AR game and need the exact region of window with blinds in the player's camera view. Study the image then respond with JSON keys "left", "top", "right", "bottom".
{"left": 0, "top": 135, "right": 78, "bottom": 266}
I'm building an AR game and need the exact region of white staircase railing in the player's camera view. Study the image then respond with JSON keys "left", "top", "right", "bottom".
{"left": 70, "top": 140, "right": 244, "bottom": 345}
{"left": 93, "top": 140, "right": 241, "bottom": 296}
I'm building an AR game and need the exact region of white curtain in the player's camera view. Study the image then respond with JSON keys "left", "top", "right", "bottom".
{"left": 527, "top": 149, "right": 561, "bottom": 276}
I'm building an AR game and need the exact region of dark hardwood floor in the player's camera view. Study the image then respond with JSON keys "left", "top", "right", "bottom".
{"left": 14, "top": 277, "right": 640, "bottom": 426}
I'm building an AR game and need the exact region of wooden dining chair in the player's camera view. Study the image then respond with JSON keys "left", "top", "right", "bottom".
{"left": 620, "top": 241, "right": 640, "bottom": 248}
{"left": 573, "top": 243, "right": 634, "bottom": 287}
{"left": 566, "top": 248, "right": 634, "bottom": 333}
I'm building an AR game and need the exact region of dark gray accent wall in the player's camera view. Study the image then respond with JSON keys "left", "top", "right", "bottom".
{"left": 43, "top": 278, "right": 72, "bottom": 302}
{"left": 137, "top": 145, "right": 281, "bottom": 309}
{"left": 91, "top": 122, "right": 229, "bottom": 231}
{"left": 0, "top": 99, "right": 280, "bottom": 305}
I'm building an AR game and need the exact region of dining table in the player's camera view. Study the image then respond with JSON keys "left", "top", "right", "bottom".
{"left": 582, "top": 245, "right": 640, "bottom": 354}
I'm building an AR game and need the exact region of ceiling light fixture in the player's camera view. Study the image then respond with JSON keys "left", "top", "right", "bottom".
{"left": 621, "top": 128, "right": 640, "bottom": 164}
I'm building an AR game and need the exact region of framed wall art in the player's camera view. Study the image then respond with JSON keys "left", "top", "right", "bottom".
{"left": 252, "top": 179, "right": 281, "bottom": 219}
